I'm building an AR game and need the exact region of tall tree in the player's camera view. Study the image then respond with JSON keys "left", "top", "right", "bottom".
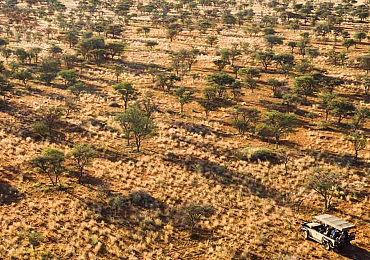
{"left": 70, "top": 145, "right": 97, "bottom": 183}
{"left": 260, "top": 111, "right": 297, "bottom": 148}
{"left": 305, "top": 168, "right": 339, "bottom": 210}
{"left": 30, "top": 148, "right": 65, "bottom": 187}
{"left": 113, "top": 82, "right": 139, "bottom": 110}
{"left": 346, "top": 131, "right": 367, "bottom": 163}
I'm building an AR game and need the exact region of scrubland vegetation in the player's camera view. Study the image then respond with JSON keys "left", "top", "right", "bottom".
{"left": 0, "top": 0, "right": 369, "bottom": 258}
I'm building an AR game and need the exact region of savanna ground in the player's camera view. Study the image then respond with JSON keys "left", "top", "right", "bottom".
{"left": 0, "top": 0, "right": 369, "bottom": 259}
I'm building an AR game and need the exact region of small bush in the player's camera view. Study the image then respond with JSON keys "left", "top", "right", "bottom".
{"left": 31, "top": 121, "right": 49, "bottom": 138}
{"left": 306, "top": 112, "right": 317, "bottom": 119}
{"left": 239, "top": 147, "right": 278, "bottom": 162}
{"left": 0, "top": 180, "right": 22, "bottom": 204}
{"left": 315, "top": 120, "right": 330, "bottom": 130}
{"left": 128, "top": 190, "right": 159, "bottom": 209}
{"left": 172, "top": 204, "right": 215, "bottom": 238}
{"left": 109, "top": 195, "right": 128, "bottom": 216}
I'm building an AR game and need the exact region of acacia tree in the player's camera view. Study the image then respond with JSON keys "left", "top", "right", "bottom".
{"left": 256, "top": 51, "right": 274, "bottom": 70}
{"left": 199, "top": 87, "right": 218, "bottom": 119}
{"left": 213, "top": 58, "right": 229, "bottom": 72}
{"left": 351, "top": 107, "right": 370, "bottom": 130}
{"left": 267, "top": 78, "right": 285, "bottom": 97}
{"left": 205, "top": 36, "right": 218, "bottom": 48}
{"left": 145, "top": 40, "right": 158, "bottom": 49}
{"left": 116, "top": 103, "right": 156, "bottom": 152}
{"left": 113, "top": 82, "right": 139, "bottom": 110}
{"left": 342, "top": 38, "right": 356, "bottom": 51}
{"left": 206, "top": 73, "right": 235, "bottom": 98}
{"left": 114, "top": 65, "right": 124, "bottom": 83}
{"left": 39, "top": 58, "right": 60, "bottom": 85}
{"left": 30, "top": 47, "right": 42, "bottom": 63}
{"left": 319, "top": 92, "right": 337, "bottom": 121}
{"left": 30, "top": 148, "right": 65, "bottom": 187}
{"left": 264, "top": 35, "right": 283, "bottom": 49}
{"left": 14, "top": 48, "right": 29, "bottom": 63}
{"left": 58, "top": 69, "right": 77, "bottom": 87}
{"left": 259, "top": 111, "right": 297, "bottom": 148}
{"left": 64, "top": 31, "right": 79, "bottom": 48}
{"left": 305, "top": 168, "right": 339, "bottom": 210}
{"left": 328, "top": 98, "right": 355, "bottom": 124}
{"left": 243, "top": 75, "right": 257, "bottom": 93}
{"left": 167, "top": 28, "right": 179, "bottom": 42}
{"left": 106, "top": 42, "right": 125, "bottom": 60}
{"left": 173, "top": 204, "right": 215, "bottom": 237}
{"left": 232, "top": 106, "right": 260, "bottom": 135}
{"left": 12, "top": 69, "right": 33, "bottom": 89}
{"left": 354, "top": 32, "right": 366, "bottom": 44}
{"left": 358, "top": 55, "right": 370, "bottom": 74}
{"left": 173, "top": 86, "right": 193, "bottom": 114}
{"left": 346, "top": 131, "right": 367, "bottom": 163}
{"left": 70, "top": 144, "right": 97, "bottom": 183}
{"left": 293, "top": 75, "right": 316, "bottom": 104}
{"left": 33, "top": 106, "right": 64, "bottom": 141}
{"left": 171, "top": 49, "right": 198, "bottom": 76}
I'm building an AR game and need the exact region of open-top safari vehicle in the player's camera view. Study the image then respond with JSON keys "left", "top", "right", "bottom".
{"left": 300, "top": 214, "right": 356, "bottom": 250}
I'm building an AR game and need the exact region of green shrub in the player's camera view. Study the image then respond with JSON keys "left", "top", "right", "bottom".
{"left": 31, "top": 121, "right": 49, "bottom": 138}
{"left": 254, "top": 123, "right": 274, "bottom": 140}
{"left": 239, "top": 147, "right": 278, "bottom": 162}
{"left": 128, "top": 190, "right": 159, "bottom": 209}
{"left": 315, "top": 120, "right": 330, "bottom": 130}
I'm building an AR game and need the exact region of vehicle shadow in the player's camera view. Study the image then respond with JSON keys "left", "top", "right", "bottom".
{"left": 336, "top": 244, "right": 370, "bottom": 259}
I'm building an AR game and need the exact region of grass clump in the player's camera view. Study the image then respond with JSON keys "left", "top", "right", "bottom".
{"left": 239, "top": 147, "right": 278, "bottom": 162}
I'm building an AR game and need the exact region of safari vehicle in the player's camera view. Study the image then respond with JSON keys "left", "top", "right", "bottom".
{"left": 300, "top": 214, "right": 356, "bottom": 250}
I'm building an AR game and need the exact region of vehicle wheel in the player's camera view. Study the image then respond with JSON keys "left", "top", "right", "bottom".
{"left": 304, "top": 231, "right": 309, "bottom": 240}
{"left": 323, "top": 241, "right": 331, "bottom": 251}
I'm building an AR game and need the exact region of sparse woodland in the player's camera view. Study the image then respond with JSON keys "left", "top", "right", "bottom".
{"left": 0, "top": 0, "right": 369, "bottom": 258}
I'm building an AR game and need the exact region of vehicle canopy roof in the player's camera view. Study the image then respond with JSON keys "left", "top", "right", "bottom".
{"left": 313, "top": 214, "right": 356, "bottom": 231}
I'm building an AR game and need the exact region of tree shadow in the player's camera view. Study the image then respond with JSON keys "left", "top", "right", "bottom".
{"left": 303, "top": 148, "right": 370, "bottom": 168}
{"left": 68, "top": 170, "right": 105, "bottom": 187}
{"left": 0, "top": 179, "right": 23, "bottom": 205}
{"left": 78, "top": 75, "right": 111, "bottom": 91}
{"left": 124, "top": 61, "right": 167, "bottom": 72}
{"left": 280, "top": 139, "right": 300, "bottom": 149}
{"left": 49, "top": 83, "right": 69, "bottom": 90}
{"left": 258, "top": 99, "right": 284, "bottom": 111}
{"left": 170, "top": 121, "right": 232, "bottom": 138}
{"left": 165, "top": 153, "right": 285, "bottom": 202}
{"left": 66, "top": 188, "right": 167, "bottom": 233}
{"left": 95, "top": 146, "right": 136, "bottom": 163}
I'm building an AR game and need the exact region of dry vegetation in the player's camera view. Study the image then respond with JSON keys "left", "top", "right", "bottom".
{"left": 0, "top": 0, "right": 369, "bottom": 259}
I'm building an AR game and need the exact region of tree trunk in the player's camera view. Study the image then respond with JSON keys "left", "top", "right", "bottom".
{"left": 79, "top": 167, "right": 83, "bottom": 183}
{"left": 324, "top": 196, "right": 328, "bottom": 210}
{"left": 47, "top": 172, "right": 56, "bottom": 186}
{"left": 135, "top": 137, "right": 140, "bottom": 152}
{"left": 126, "top": 133, "right": 130, "bottom": 146}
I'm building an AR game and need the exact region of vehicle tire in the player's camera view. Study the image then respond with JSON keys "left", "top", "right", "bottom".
{"left": 323, "top": 241, "right": 331, "bottom": 251}
{"left": 304, "top": 231, "right": 309, "bottom": 240}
